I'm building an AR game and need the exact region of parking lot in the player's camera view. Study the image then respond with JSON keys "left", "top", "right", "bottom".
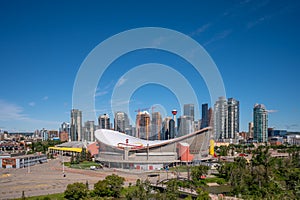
{"left": 0, "top": 158, "right": 139, "bottom": 199}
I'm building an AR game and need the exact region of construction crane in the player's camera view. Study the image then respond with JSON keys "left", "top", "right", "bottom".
{"left": 134, "top": 107, "right": 150, "bottom": 113}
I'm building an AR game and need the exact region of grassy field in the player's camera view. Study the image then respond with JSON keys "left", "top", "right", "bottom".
{"left": 63, "top": 161, "right": 100, "bottom": 170}
{"left": 14, "top": 193, "right": 64, "bottom": 200}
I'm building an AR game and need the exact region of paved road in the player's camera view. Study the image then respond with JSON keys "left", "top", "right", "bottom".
{"left": 0, "top": 158, "right": 139, "bottom": 200}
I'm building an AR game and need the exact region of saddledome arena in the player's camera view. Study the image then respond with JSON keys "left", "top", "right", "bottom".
{"left": 95, "top": 127, "right": 212, "bottom": 170}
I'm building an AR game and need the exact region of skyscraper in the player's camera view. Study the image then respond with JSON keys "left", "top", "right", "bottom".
{"left": 114, "top": 112, "right": 129, "bottom": 133}
{"left": 98, "top": 114, "right": 110, "bottom": 129}
{"left": 214, "top": 97, "right": 228, "bottom": 141}
{"left": 227, "top": 98, "right": 239, "bottom": 139}
{"left": 184, "top": 104, "right": 195, "bottom": 121}
{"left": 201, "top": 103, "right": 209, "bottom": 129}
{"left": 136, "top": 111, "right": 150, "bottom": 140}
{"left": 70, "top": 109, "right": 82, "bottom": 141}
{"left": 213, "top": 97, "right": 240, "bottom": 141}
{"left": 151, "top": 111, "right": 162, "bottom": 140}
{"left": 83, "top": 121, "right": 95, "bottom": 142}
{"left": 169, "top": 119, "right": 175, "bottom": 139}
{"left": 162, "top": 117, "right": 172, "bottom": 140}
{"left": 177, "top": 115, "right": 193, "bottom": 136}
{"left": 253, "top": 104, "right": 268, "bottom": 143}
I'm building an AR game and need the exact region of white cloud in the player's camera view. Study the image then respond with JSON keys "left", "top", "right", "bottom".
{"left": 43, "top": 96, "right": 48, "bottom": 100}
{"left": 203, "top": 29, "right": 232, "bottom": 46}
{"left": 0, "top": 99, "right": 60, "bottom": 131}
{"left": 95, "top": 81, "right": 116, "bottom": 97}
{"left": 0, "top": 100, "right": 27, "bottom": 121}
{"left": 95, "top": 90, "right": 108, "bottom": 97}
{"left": 189, "top": 23, "right": 211, "bottom": 36}
{"left": 116, "top": 77, "right": 127, "bottom": 87}
{"left": 29, "top": 102, "right": 36, "bottom": 107}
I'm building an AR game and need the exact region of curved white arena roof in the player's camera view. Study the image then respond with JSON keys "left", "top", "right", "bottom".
{"left": 95, "top": 128, "right": 210, "bottom": 150}
{"left": 95, "top": 129, "right": 170, "bottom": 149}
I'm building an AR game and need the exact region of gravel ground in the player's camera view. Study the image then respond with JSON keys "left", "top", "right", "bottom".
{"left": 0, "top": 158, "right": 140, "bottom": 200}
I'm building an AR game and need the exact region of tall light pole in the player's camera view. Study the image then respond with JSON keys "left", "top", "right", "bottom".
{"left": 62, "top": 151, "right": 65, "bottom": 177}
{"left": 27, "top": 157, "right": 30, "bottom": 173}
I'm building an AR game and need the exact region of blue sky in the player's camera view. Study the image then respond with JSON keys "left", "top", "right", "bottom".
{"left": 0, "top": 0, "right": 299, "bottom": 132}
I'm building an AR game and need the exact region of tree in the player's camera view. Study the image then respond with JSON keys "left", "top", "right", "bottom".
{"left": 165, "top": 179, "right": 179, "bottom": 200}
{"left": 86, "top": 151, "right": 92, "bottom": 161}
{"left": 64, "top": 182, "right": 88, "bottom": 200}
{"left": 191, "top": 165, "right": 209, "bottom": 182}
{"left": 105, "top": 174, "right": 125, "bottom": 197}
{"left": 196, "top": 188, "right": 210, "bottom": 200}
{"left": 75, "top": 153, "right": 80, "bottom": 164}
{"left": 93, "top": 179, "right": 111, "bottom": 197}
{"left": 93, "top": 174, "right": 125, "bottom": 198}
{"left": 70, "top": 154, "right": 75, "bottom": 164}
{"left": 80, "top": 147, "right": 87, "bottom": 162}
{"left": 126, "top": 179, "right": 152, "bottom": 200}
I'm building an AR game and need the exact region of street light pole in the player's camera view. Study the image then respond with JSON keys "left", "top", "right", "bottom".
{"left": 27, "top": 157, "right": 30, "bottom": 173}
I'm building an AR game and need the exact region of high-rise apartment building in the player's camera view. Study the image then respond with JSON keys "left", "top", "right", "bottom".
{"left": 201, "top": 103, "right": 209, "bottom": 129}
{"left": 70, "top": 109, "right": 82, "bottom": 141}
{"left": 40, "top": 128, "right": 48, "bottom": 141}
{"left": 253, "top": 104, "right": 268, "bottom": 143}
{"left": 214, "top": 97, "right": 240, "bottom": 141}
{"left": 98, "top": 114, "right": 110, "bottom": 129}
{"left": 214, "top": 97, "right": 228, "bottom": 141}
{"left": 177, "top": 115, "right": 194, "bottom": 136}
{"left": 83, "top": 121, "right": 95, "bottom": 142}
{"left": 184, "top": 104, "right": 195, "bottom": 121}
{"left": 114, "top": 112, "right": 129, "bottom": 133}
{"left": 227, "top": 98, "right": 239, "bottom": 139}
{"left": 136, "top": 111, "right": 151, "bottom": 140}
{"left": 151, "top": 112, "right": 162, "bottom": 140}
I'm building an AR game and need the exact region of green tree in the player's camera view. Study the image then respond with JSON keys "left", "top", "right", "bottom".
{"left": 75, "top": 153, "right": 80, "bottom": 164}
{"left": 191, "top": 165, "right": 209, "bottom": 182}
{"left": 126, "top": 179, "right": 153, "bottom": 200}
{"left": 93, "top": 179, "right": 111, "bottom": 197}
{"left": 64, "top": 182, "right": 88, "bottom": 200}
{"left": 80, "top": 147, "right": 87, "bottom": 162}
{"left": 93, "top": 174, "right": 125, "bottom": 198}
{"left": 70, "top": 154, "right": 75, "bottom": 164}
{"left": 196, "top": 188, "right": 210, "bottom": 200}
{"left": 218, "top": 145, "right": 229, "bottom": 156}
{"left": 86, "top": 151, "right": 92, "bottom": 161}
{"left": 165, "top": 179, "right": 179, "bottom": 200}
{"left": 105, "top": 174, "right": 125, "bottom": 197}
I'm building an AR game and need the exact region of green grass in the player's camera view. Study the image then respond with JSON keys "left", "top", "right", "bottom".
{"left": 204, "top": 177, "right": 226, "bottom": 185}
{"left": 64, "top": 161, "right": 99, "bottom": 169}
{"left": 204, "top": 185, "right": 233, "bottom": 194}
{"left": 14, "top": 193, "right": 64, "bottom": 200}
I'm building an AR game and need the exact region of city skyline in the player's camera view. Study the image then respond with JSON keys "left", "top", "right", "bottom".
{"left": 0, "top": 1, "right": 300, "bottom": 132}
